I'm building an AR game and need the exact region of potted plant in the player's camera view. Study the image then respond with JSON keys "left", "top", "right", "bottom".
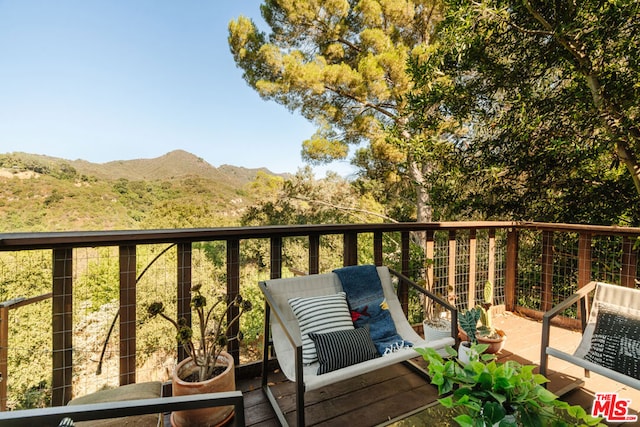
{"left": 147, "top": 284, "right": 252, "bottom": 427}
{"left": 457, "top": 306, "right": 481, "bottom": 363}
{"left": 416, "top": 346, "right": 604, "bottom": 427}
{"left": 459, "top": 281, "right": 506, "bottom": 354}
{"left": 422, "top": 268, "right": 454, "bottom": 342}
{"left": 423, "top": 291, "right": 453, "bottom": 342}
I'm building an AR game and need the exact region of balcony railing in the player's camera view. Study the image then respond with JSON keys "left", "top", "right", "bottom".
{"left": 0, "top": 221, "right": 638, "bottom": 411}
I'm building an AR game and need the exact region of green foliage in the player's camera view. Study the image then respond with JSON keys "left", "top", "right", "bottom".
{"left": 229, "top": 0, "right": 447, "bottom": 223}
{"left": 7, "top": 302, "right": 53, "bottom": 409}
{"left": 242, "top": 167, "right": 389, "bottom": 226}
{"left": 458, "top": 307, "right": 481, "bottom": 345}
{"left": 408, "top": 0, "right": 640, "bottom": 224}
{"left": 74, "top": 249, "right": 119, "bottom": 312}
{"left": 147, "top": 284, "right": 253, "bottom": 382}
{"left": 417, "top": 346, "right": 604, "bottom": 427}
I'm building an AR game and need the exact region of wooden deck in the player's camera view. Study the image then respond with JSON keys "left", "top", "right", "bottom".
{"left": 236, "top": 312, "right": 640, "bottom": 426}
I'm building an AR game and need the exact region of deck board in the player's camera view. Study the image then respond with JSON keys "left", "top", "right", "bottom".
{"left": 237, "top": 312, "right": 640, "bottom": 426}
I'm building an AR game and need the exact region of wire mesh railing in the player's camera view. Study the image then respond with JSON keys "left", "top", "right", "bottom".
{"left": 0, "top": 222, "right": 637, "bottom": 411}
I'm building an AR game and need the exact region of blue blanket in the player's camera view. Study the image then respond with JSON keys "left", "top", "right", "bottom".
{"left": 333, "top": 265, "right": 411, "bottom": 354}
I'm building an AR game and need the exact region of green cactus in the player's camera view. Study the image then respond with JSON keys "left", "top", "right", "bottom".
{"left": 478, "top": 305, "right": 491, "bottom": 331}
{"left": 484, "top": 280, "right": 494, "bottom": 305}
{"left": 478, "top": 281, "right": 494, "bottom": 331}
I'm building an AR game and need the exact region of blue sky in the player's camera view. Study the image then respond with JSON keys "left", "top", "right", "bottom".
{"left": 0, "top": 1, "right": 355, "bottom": 176}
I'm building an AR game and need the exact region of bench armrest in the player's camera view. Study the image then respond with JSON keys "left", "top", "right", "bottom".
{"left": 388, "top": 268, "right": 458, "bottom": 340}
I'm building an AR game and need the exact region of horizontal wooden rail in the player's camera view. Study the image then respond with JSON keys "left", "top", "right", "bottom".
{"left": 0, "top": 222, "right": 517, "bottom": 251}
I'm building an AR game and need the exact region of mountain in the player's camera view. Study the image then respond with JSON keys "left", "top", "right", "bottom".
{"left": 0, "top": 150, "right": 283, "bottom": 232}
{"left": 4, "top": 150, "right": 277, "bottom": 184}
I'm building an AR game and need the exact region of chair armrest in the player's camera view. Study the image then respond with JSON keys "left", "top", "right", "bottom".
{"left": 388, "top": 268, "right": 458, "bottom": 340}
{"left": 542, "top": 280, "right": 597, "bottom": 322}
{"left": 540, "top": 281, "right": 597, "bottom": 376}
{"left": 0, "top": 391, "right": 245, "bottom": 427}
{"left": 259, "top": 280, "right": 306, "bottom": 400}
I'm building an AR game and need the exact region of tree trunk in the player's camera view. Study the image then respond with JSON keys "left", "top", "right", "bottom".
{"left": 408, "top": 158, "right": 438, "bottom": 318}
{"left": 408, "top": 159, "right": 432, "bottom": 223}
{"left": 585, "top": 73, "right": 640, "bottom": 196}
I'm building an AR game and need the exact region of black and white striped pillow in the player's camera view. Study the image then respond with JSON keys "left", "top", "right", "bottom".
{"left": 309, "top": 327, "right": 380, "bottom": 374}
{"left": 289, "top": 292, "right": 354, "bottom": 364}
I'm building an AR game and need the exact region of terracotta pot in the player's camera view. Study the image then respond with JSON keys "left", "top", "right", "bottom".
{"left": 171, "top": 352, "right": 235, "bottom": 427}
{"left": 477, "top": 332, "right": 506, "bottom": 354}
{"left": 458, "top": 326, "right": 506, "bottom": 354}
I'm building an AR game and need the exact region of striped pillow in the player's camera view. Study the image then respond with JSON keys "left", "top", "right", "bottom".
{"left": 289, "top": 292, "right": 354, "bottom": 364}
{"left": 310, "top": 327, "right": 380, "bottom": 374}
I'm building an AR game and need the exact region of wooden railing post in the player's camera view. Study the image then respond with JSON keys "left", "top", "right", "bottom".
{"left": 52, "top": 248, "right": 73, "bottom": 406}
{"left": 488, "top": 229, "right": 496, "bottom": 287}
{"left": 177, "top": 243, "right": 192, "bottom": 363}
{"left": 0, "top": 304, "right": 8, "bottom": 411}
{"left": 271, "top": 237, "right": 283, "bottom": 279}
{"left": 119, "top": 245, "right": 136, "bottom": 386}
{"left": 400, "top": 232, "right": 410, "bottom": 314}
{"left": 505, "top": 228, "right": 518, "bottom": 312}
{"left": 448, "top": 231, "right": 458, "bottom": 308}
{"left": 621, "top": 236, "right": 637, "bottom": 288}
{"left": 541, "top": 231, "right": 554, "bottom": 312}
{"left": 226, "top": 239, "right": 241, "bottom": 364}
{"left": 425, "top": 231, "right": 435, "bottom": 290}
{"left": 373, "top": 231, "right": 383, "bottom": 266}
{"left": 343, "top": 232, "right": 358, "bottom": 266}
{"left": 468, "top": 229, "right": 477, "bottom": 308}
{"left": 577, "top": 233, "right": 592, "bottom": 289}
{"left": 308, "top": 234, "right": 319, "bottom": 274}
{"left": 422, "top": 231, "right": 436, "bottom": 319}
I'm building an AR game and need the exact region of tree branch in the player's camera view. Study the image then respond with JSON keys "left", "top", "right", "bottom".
{"left": 289, "top": 195, "right": 398, "bottom": 223}
{"left": 521, "top": 0, "right": 590, "bottom": 70}
{"left": 337, "top": 36, "right": 361, "bottom": 53}
{"left": 324, "top": 84, "right": 397, "bottom": 120}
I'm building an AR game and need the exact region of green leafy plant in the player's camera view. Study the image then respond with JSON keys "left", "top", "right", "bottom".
{"left": 460, "top": 282, "right": 506, "bottom": 344}
{"left": 147, "top": 284, "right": 252, "bottom": 382}
{"left": 458, "top": 306, "right": 481, "bottom": 345}
{"left": 416, "top": 346, "right": 604, "bottom": 427}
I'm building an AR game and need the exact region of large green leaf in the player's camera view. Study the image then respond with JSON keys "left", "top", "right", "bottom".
{"left": 482, "top": 401, "right": 506, "bottom": 425}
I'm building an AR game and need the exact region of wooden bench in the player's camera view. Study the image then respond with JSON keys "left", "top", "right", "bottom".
{"left": 540, "top": 281, "right": 640, "bottom": 391}
{"left": 259, "top": 265, "right": 457, "bottom": 426}
{"left": 0, "top": 390, "right": 244, "bottom": 427}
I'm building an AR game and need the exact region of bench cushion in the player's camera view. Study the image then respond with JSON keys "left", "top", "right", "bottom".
{"left": 68, "top": 381, "right": 163, "bottom": 427}
{"left": 310, "top": 327, "right": 379, "bottom": 374}
{"left": 289, "top": 291, "right": 354, "bottom": 364}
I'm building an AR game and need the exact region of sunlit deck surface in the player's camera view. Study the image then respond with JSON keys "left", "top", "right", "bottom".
{"left": 237, "top": 312, "right": 640, "bottom": 426}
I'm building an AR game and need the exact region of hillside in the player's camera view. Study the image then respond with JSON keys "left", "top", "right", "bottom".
{"left": 0, "top": 150, "right": 282, "bottom": 232}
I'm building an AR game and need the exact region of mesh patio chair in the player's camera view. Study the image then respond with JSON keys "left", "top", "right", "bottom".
{"left": 259, "top": 265, "right": 457, "bottom": 426}
{"left": 540, "top": 281, "right": 640, "bottom": 391}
